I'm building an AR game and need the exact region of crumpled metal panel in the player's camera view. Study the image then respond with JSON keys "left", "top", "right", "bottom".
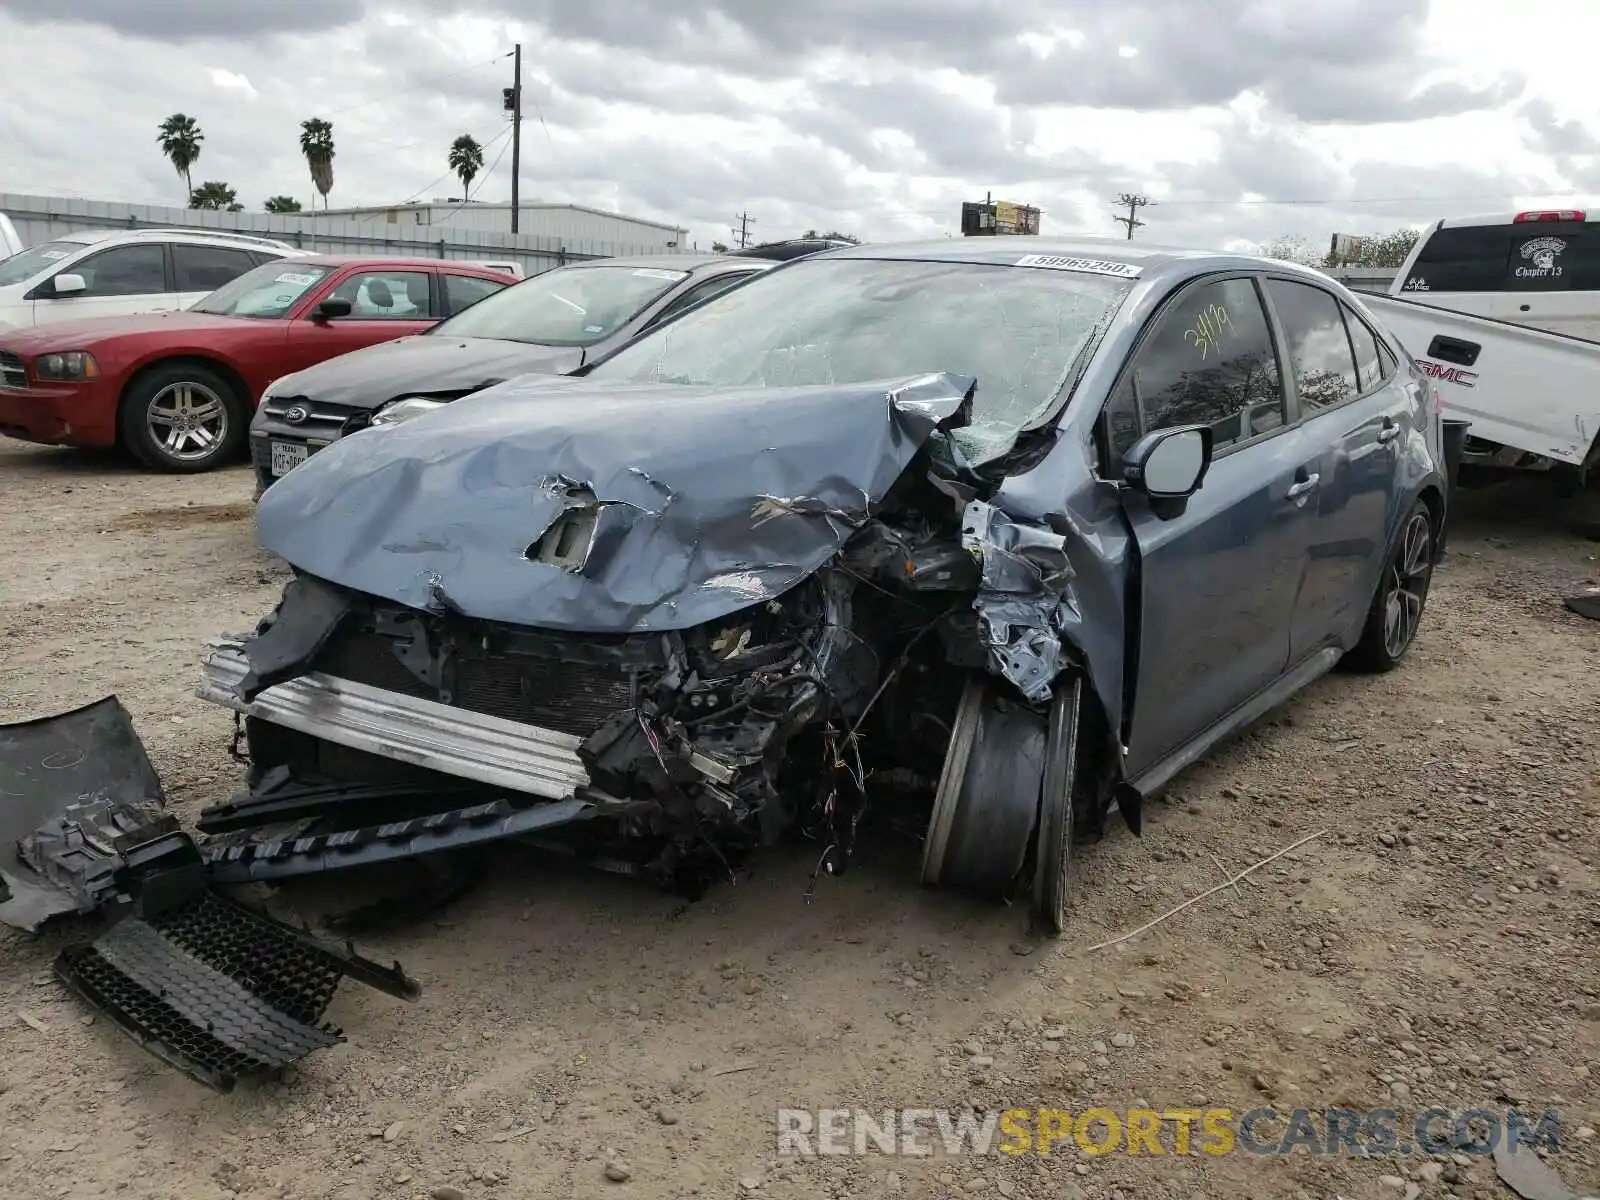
{"left": 253, "top": 371, "right": 973, "bottom": 633}
{"left": 972, "top": 437, "right": 1134, "bottom": 745}
{"left": 960, "top": 499, "right": 1080, "bottom": 703}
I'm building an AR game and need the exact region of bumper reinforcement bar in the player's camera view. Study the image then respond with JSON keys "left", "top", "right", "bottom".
{"left": 197, "top": 638, "right": 591, "bottom": 801}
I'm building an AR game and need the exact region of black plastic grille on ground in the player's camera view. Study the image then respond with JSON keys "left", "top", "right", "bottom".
{"left": 87, "top": 919, "right": 341, "bottom": 1065}
{"left": 154, "top": 891, "right": 346, "bottom": 1026}
{"left": 56, "top": 943, "right": 277, "bottom": 1090}
{"left": 53, "top": 890, "right": 417, "bottom": 1092}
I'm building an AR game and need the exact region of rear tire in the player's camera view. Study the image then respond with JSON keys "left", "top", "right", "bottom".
{"left": 119, "top": 361, "right": 247, "bottom": 474}
{"left": 1343, "top": 498, "right": 1434, "bottom": 673}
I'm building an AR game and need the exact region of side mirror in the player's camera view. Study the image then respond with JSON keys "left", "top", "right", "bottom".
{"left": 313, "top": 298, "right": 353, "bottom": 323}
{"left": 1122, "top": 425, "right": 1213, "bottom": 498}
{"left": 50, "top": 273, "right": 86, "bottom": 297}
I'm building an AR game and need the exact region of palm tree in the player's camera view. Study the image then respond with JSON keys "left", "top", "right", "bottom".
{"left": 264, "top": 196, "right": 302, "bottom": 213}
{"left": 157, "top": 113, "right": 204, "bottom": 204}
{"left": 299, "top": 118, "right": 336, "bottom": 210}
{"left": 448, "top": 134, "right": 485, "bottom": 202}
{"left": 189, "top": 181, "right": 242, "bottom": 211}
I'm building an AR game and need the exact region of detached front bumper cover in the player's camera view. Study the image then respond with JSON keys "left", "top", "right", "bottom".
{"left": 0, "top": 695, "right": 166, "bottom": 931}
{"left": 0, "top": 696, "right": 419, "bottom": 1090}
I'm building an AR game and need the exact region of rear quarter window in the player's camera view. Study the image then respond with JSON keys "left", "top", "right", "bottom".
{"left": 1404, "top": 226, "right": 1511, "bottom": 292}
{"left": 1404, "top": 221, "right": 1600, "bottom": 293}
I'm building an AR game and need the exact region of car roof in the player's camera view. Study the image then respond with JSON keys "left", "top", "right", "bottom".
{"left": 52, "top": 228, "right": 297, "bottom": 251}
{"left": 819, "top": 235, "right": 1227, "bottom": 269}
{"left": 803, "top": 235, "right": 1345, "bottom": 290}
{"left": 562, "top": 254, "right": 770, "bottom": 273}
{"left": 268, "top": 254, "right": 513, "bottom": 271}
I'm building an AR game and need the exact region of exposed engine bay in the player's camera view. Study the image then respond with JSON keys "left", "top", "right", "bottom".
{"left": 174, "top": 370, "right": 1133, "bottom": 926}
{"left": 208, "top": 454, "right": 1111, "bottom": 901}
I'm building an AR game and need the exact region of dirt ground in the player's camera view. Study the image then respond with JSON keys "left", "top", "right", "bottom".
{"left": 0, "top": 439, "right": 1595, "bottom": 1200}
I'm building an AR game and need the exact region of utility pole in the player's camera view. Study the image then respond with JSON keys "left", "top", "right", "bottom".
{"left": 732, "top": 211, "right": 755, "bottom": 249}
{"left": 1113, "top": 193, "right": 1151, "bottom": 240}
{"left": 508, "top": 44, "right": 523, "bottom": 234}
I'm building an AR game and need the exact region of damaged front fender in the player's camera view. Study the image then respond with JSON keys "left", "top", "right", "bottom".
{"left": 960, "top": 499, "right": 1080, "bottom": 703}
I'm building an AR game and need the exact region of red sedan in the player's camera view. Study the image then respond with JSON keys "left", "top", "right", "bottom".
{"left": 0, "top": 255, "right": 514, "bottom": 472}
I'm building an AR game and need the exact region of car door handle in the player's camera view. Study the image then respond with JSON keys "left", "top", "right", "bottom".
{"left": 1377, "top": 422, "right": 1400, "bottom": 444}
{"left": 1287, "top": 474, "right": 1319, "bottom": 499}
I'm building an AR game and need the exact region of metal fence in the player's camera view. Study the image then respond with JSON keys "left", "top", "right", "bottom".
{"left": 1, "top": 192, "right": 693, "bottom": 275}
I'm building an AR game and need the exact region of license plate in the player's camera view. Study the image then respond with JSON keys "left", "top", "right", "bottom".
{"left": 269, "top": 440, "right": 309, "bottom": 477}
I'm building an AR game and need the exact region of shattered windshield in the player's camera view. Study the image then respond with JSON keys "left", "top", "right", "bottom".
{"left": 586, "top": 257, "right": 1133, "bottom": 460}
{"left": 431, "top": 264, "right": 688, "bottom": 346}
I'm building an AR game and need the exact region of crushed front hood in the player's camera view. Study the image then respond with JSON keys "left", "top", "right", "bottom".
{"left": 270, "top": 336, "right": 585, "bottom": 409}
{"left": 255, "top": 371, "right": 973, "bottom": 632}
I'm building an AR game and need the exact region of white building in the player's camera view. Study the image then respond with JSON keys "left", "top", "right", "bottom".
{"left": 313, "top": 200, "right": 689, "bottom": 253}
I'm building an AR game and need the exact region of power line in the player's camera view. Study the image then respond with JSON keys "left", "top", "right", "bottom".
{"left": 356, "top": 122, "right": 511, "bottom": 218}
{"left": 335, "top": 124, "right": 499, "bottom": 166}
{"left": 316, "top": 53, "right": 514, "bottom": 121}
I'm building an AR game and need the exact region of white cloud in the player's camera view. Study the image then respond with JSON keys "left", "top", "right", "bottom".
{"left": 0, "top": 0, "right": 1595, "bottom": 252}
{"left": 207, "top": 68, "right": 255, "bottom": 96}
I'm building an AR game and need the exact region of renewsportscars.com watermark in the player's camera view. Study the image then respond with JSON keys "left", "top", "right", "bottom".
{"left": 775, "top": 1107, "right": 1564, "bottom": 1158}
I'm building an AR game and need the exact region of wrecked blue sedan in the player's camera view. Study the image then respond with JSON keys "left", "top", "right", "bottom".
{"left": 198, "top": 238, "right": 1448, "bottom": 933}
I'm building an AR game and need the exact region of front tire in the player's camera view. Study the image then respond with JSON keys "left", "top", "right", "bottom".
{"left": 920, "top": 676, "right": 1044, "bottom": 900}
{"left": 119, "top": 361, "right": 247, "bottom": 473}
{"left": 1344, "top": 498, "right": 1434, "bottom": 673}
{"left": 1030, "top": 677, "right": 1081, "bottom": 936}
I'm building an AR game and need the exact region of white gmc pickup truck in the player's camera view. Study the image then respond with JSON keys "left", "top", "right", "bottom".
{"left": 1351, "top": 208, "right": 1600, "bottom": 494}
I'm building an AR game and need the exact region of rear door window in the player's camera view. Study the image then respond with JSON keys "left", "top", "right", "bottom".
{"left": 1264, "top": 279, "right": 1362, "bottom": 412}
{"left": 173, "top": 244, "right": 258, "bottom": 292}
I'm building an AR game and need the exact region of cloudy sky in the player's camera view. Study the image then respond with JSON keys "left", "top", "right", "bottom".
{"left": 1, "top": 0, "right": 1597, "bottom": 253}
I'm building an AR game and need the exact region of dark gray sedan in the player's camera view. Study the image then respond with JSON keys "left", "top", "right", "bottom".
{"left": 248, "top": 254, "right": 773, "bottom": 493}
{"left": 208, "top": 237, "right": 1447, "bottom": 933}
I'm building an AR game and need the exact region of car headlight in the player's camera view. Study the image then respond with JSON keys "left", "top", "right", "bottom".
{"left": 369, "top": 396, "right": 447, "bottom": 428}
{"left": 34, "top": 351, "right": 100, "bottom": 382}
